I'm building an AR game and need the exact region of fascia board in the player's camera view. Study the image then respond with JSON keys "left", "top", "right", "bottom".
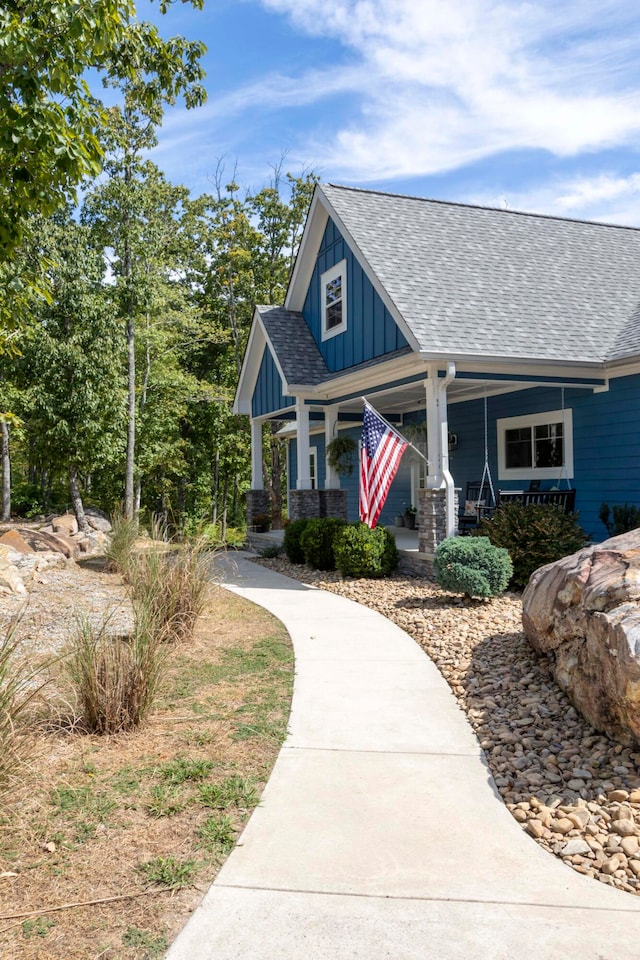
{"left": 419, "top": 349, "right": 606, "bottom": 374}
{"left": 288, "top": 354, "right": 428, "bottom": 401}
{"left": 286, "top": 188, "right": 329, "bottom": 311}
{"left": 603, "top": 356, "right": 640, "bottom": 379}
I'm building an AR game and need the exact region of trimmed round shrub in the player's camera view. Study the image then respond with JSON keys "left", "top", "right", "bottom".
{"left": 475, "top": 503, "right": 589, "bottom": 589}
{"left": 334, "top": 523, "right": 399, "bottom": 578}
{"left": 434, "top": 536, "right": 512, "bottom": 598}
{"left": 283, "top": 518, "right": 311, "bottom": 564}
{"left": 300, "top": 517, "right": 346, "bottom": 571}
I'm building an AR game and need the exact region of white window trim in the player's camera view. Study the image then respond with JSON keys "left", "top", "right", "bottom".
{"left": 497, "top": 408, "right": 574, "bottom": 481}
{"left": 309, "top": 446, "right": 318, "bottom": 490}
{"left": 320, "top": 259, "right": 347, "bottom": 341}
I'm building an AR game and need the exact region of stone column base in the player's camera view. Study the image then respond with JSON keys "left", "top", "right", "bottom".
{"left": 246, "top": 490, "right": 271, "bottom": 527}
{"left": 418, "top": 487, "right": 459, "bottom": 559}
{"left": 289, "top": 489, "right": 349, "bottom": 521}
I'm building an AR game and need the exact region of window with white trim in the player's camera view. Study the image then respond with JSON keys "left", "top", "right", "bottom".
{"left": 309, "top": 447, "right": 318, "bottom": 490}
{"left": 497, "top": 409, "right": 573, "bottom": 481}
{"left": 320, "top": 260, "right": 347, "bottom": 340}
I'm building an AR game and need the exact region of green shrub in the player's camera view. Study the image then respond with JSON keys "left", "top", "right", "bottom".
{"left": 434, "top": 536, "right": 512, "bottom": 598}
{"left": 599, "top": 502, "right": 640, "bottom": 538}
{"left": 283, "top": 518, "right": 311, "bottom": 564}
{"left": 475, "top": 503, "right": 589, "bottom": 589}
{"left": 300, "top": 517, "right": 345, "bottom": 570}
{"left": 334, "top": 523, "right": 398, "bottom": 578}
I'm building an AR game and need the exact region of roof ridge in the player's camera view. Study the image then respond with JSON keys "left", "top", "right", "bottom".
{"left": 324, "top": 182, "right": 640, "bottom": 234}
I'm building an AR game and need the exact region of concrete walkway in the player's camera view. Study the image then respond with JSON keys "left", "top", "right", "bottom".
{"left": 168, "top": 556, "right": 640, "bottom": 960}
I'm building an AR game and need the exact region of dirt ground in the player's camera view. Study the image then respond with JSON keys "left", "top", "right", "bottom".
{"left": 0, "top": 556, "right": 293, "bottom": 960}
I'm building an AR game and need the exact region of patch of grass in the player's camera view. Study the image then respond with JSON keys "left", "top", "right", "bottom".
{"left": 22, "top": 916, "right": 57, "bottom": 939}
{"left": 196, "top": 814, "right": 236, "bottom": 853}
{"left": 181, "top": 728, "right": 215, "bottom": 746}
{"left": 196, "top": 775, "right": 258, "bottom": 810}
{"left": 159, "top": 755, "right": 214, "bottom": 784}
{"left": 147, "top": 784, "right": 187, "bottom": 818}
{"left": 112, "top": 765, "right": 142, "bottom": 795}
{"left": 50, "top": 783, "right": 117, "bottom": 843}
{"left": 122, "top": 926, "right": 168, "bottom": 958}
{"left": 105, "top": 512, "right": 139, "bottom": 580}
{"left": 138, "top": 855, "right": 198, "bottom": 890}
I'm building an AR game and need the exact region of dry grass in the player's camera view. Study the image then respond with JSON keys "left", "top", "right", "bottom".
{"left": 0, "top": 570, "right": 293, "bottom": 960}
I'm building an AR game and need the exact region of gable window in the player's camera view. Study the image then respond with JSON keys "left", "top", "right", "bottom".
{"left": 321, "top": 260, "right": 347, "bottom": 341}
{"left": 497, "top": 409, "right": 573, "bottom": 481}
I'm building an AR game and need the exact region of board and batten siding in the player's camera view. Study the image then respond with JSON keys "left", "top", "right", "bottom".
{"left": 251, "top": 346, "right": 295, "bottom": 418}
{"left": 447, "top": 375, "right": 640, "bottom": 541}
{"left": 303, "top": 219, "right": 408, "bottom": 372}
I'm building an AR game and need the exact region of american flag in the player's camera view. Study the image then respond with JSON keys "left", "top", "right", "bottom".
{"left": 359, "top": 400, "right": 408, "bottom": 529}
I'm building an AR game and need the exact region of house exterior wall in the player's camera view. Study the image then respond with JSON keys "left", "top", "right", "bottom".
{"left": 448, "top": 374, "right": 640, "bottom": 541}
{"left": 302, "top": 219, "right": 408, "bottom": 372}
{"left": 252, "top": 346, "right": 295, "bottom": 418}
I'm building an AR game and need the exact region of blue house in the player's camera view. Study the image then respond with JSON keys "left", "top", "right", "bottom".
{"left": 234, "top": 183, "right": 640, "bottom": 553}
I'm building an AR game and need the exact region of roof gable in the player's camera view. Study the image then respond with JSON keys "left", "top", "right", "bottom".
{"left": 305, "top": 183, "right": 640, "bottom": 366}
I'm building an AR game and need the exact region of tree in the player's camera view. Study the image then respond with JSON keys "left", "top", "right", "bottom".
{"left": 0, "top": 0, "right": 206, "bottom": 348}
{"left": 20, "top": 215, "right": 126, "bottom": 532}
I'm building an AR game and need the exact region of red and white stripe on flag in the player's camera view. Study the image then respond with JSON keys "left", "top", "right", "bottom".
{"left": 359, "top": 401, "right": 408, "bottom": 529}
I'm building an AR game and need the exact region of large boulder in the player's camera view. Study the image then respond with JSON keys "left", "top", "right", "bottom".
{"left": 522, "top": 529, "right": 640, "bottom": 745}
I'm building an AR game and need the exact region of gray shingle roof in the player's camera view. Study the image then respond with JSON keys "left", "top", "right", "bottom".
{"left": 321, "top": 183, "right": 640, "bottom": 365}
{"left": 257, "top": 305, "right": 329, "bottom": 386}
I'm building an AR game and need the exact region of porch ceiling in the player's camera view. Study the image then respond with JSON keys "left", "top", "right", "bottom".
{"left": 317, "top": 376, "right": 523, "bottom": 417}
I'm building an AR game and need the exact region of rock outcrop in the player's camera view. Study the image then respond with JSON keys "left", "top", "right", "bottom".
{"left": 522, "top": 529, "right": 640, "bottom": 745}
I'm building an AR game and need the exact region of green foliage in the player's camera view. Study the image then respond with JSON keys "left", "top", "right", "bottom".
{"left": 300, "top": 517, "right": 346, "bottom": 571}
{"left": 333, "top": 523, "right": 399, "bottom": 578}
{"left": 147, "top": 784, "right": 186, "bottom": 818}
{"left": 196, "top": 776, "right": 258, "bottom": 810}
{"left": 260, "top": 544, "right": 283, "bottom": 559}
{"left": 122, "top": 928, "right": 168, "bottom": 959}
{"left": 159, "top": 756, "right": 214, "bottom": 784}
{"left": 434, "top": 536, "right": 513, "bottom": 598}
{"left": 599, "top": 502, "right": 640, "bottom": 537}
{"left": 22, "top": 917, "right": 57, "bottom": 940}
{"left": 138, "top": 855, "right": 198, "bottom": 890}
{"left": 196, "top": 815, "right": 236, "bottom": 853}
{"left": 326, "top": 435, "right": 357, "bottom": 476}
{"left": 475, "top": 503, "right": 589, "bottom": 589}
{"left": 283, "top": 518, "right": 311, "bottom": 564}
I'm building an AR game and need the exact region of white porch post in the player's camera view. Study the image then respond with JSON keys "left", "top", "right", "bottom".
{"left": 324, "top": 406, "right": 340, "bottom": 489}
{"left": 250, "top": 419, "right": 263, "bottom": 490}
{"left": 424, "top": 363, "right": 456, "bottom": 538}
{"left": 296, "top": 402, "right": 311, "bottom": 489}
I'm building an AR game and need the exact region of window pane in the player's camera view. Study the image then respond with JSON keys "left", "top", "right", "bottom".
{"left": 326, "top": 302, "right": 342, "bottom": 329}
{"left": 505, "top": 427, "right": 532, "bottom": 468}
{"left": 325, "top": 276, "right": 342, "bottom": 306}
{"left": 534, "top": 422, "right": 563, "bottom": 467}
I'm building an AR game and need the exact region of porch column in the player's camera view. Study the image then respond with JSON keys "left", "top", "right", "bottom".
{"left": 250, "top": 419, "right": 263, "bottom": 490}
{"left": 324, "top": 406, "right": 340, "bottom": 489}
{"left": 424, "top": 363, "right": 457, "bottom": 539}
{"left": 296, "top": 401, "right": 311, "bottom": 489}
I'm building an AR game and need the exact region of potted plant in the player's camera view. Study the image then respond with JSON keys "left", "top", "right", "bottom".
{"left": 252, "top": 513, "right": 271, "bottom": 533}
{"left": 326, "top": 435, "right": 357, "bottom": 476}
{"left": 394, "top": 513, "right": 405, "bottom": 527}
{"left": 404, "top": 505, "right": 417, "bottom": 530}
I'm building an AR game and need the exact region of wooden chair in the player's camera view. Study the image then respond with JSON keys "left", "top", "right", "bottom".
{"left": 497, "top": 488, "right": 576, "bottom": 513}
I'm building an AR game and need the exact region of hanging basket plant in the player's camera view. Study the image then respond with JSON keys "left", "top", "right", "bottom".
{"left": 326, "top": 435, "right": 357, "bottom": 476}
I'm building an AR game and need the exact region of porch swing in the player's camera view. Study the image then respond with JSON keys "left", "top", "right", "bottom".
{"left": 458, "top": 393, "right": 497, "bottom": 533}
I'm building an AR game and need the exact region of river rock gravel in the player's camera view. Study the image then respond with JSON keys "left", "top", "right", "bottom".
{"left": 255, "top": 556, "right": 640, "bottom": 898}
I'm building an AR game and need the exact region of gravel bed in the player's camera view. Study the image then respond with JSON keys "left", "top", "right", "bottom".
{"left": 256, "top": 556, "right": 640, "bottom": 897}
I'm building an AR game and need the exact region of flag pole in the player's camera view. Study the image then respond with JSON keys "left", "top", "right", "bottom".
{"left": 361, "top": 397, "right": 430, "bottom": 465}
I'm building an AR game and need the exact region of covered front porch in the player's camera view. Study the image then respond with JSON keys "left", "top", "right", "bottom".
{"left": 245, "top": 359, "right": 607, "bottom": 559}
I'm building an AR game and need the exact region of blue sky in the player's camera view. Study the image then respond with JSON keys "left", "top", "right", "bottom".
{"left": 141, "top": 0, "right": 640, "bottom": 224}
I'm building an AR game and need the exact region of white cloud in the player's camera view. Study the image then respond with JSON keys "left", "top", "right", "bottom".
{"left": 465, "top": 172, "right": 640, "bottom": 225}
{"left": 255, "top": 0, "right": 640, "bottom": 180}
